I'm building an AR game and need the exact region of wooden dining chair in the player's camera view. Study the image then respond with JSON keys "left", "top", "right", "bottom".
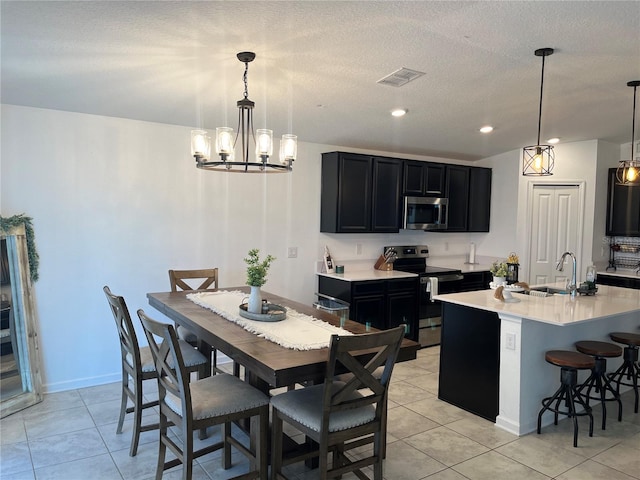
{"left": 168, "top": 268, "right": 224, "bottom": 372}
{"left": 104, "top": 286, "right": 209, "bottom": 457}
{"left": 137, "top": 308, "right": 269, "bottom": 480}
{"left": 270, "top": 325, "right": 405, "bottom": 480}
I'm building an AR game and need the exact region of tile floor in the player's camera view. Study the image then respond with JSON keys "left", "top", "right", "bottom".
{"left": 1, "top": 347, "right": 639, "bottom": 480}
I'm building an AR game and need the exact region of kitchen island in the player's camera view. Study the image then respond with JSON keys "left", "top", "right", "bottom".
{"left": 433, "top": 284, "right": 640, "bottom": 436}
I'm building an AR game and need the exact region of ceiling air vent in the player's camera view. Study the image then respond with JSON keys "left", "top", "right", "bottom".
{"left": 377, "top": 67, "right": 425, "bottom": 87}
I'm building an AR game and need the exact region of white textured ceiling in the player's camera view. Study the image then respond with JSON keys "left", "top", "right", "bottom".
{"left": 2, "top": 1, "right": 639, "bottom": 160}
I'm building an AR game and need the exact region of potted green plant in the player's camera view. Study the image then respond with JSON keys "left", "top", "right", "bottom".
{"left": 244, "top": 249, "right": 276, "bottom": 313}
{"left": 490, "top": 260, "right": 508, "bottom": 285}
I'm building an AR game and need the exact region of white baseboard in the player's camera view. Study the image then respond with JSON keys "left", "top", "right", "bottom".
{"left": 44, "top": 372, "right": 121, "bottom": 393}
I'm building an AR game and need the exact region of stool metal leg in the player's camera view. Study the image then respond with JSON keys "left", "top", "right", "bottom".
{"left": 577, "top": 356, "right": 623, "bottom": 429}
{"left": 609, "top": 346, "right": 640, "bottom": 414}
{"left": 538, "top": 367, "right": 593, "bottom": 447}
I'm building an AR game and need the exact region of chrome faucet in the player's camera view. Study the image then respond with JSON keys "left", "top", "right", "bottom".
{"left": 556, "top": 251, "right": 577, "bottom": 298}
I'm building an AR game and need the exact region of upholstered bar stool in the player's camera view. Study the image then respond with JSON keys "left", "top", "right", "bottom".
{"left": 608, "top": 332, "right": 640, "bottom": 414}
{"left": 537, "top": 350, "right": 595, "bottom": 448}
{"left": 574, "top": 340, "right": 623, "bottom": 429}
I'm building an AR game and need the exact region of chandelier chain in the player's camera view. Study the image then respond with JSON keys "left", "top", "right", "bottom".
{"left": 243, "top": 62, "right": 249, "bottom": 100}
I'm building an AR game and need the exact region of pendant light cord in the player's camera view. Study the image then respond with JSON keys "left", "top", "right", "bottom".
{"left": 536, "top": 53, "right": 547, "bottom": 146}
{"left": 631, "top": 84, "right": 637, "bottom": 160}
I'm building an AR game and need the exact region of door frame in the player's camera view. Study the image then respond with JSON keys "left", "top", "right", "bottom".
{"left": 524, "top": 181, "right": 586, "bottom": 284}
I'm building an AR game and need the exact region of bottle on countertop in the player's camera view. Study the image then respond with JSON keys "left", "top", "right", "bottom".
{"left": 586, "top": 265, "right": 597, "bottom": 290}
{"left": 324, "top": 245, "right": 334, "bottom": 274}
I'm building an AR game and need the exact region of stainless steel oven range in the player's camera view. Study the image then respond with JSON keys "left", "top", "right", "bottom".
{"left": 383, "top": 245, "right": 463, "bottom": 347}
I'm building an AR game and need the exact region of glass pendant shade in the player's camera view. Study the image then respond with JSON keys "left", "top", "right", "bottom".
{"left": 191, "top": 130, "right": 211, "bottom": 160}
{"left": 215, "top": 127, "right": 234, "bottom": 157}
{"left": 255, "top": 129, "right": 273, "bottom": 160}
{"left": 280, "top": 134, "right": 297, "bottom": 164}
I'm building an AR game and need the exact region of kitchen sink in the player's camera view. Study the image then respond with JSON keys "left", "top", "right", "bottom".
{"left": 515, "top": 286, "right": 570, "bottom": 296}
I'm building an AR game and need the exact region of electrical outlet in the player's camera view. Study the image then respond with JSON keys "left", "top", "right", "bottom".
{"left": 506, "top": 333, "right": 516, "bottom": 350}
{"left": 287, "top": 247, "right": 298, "bottom": 258}
{"left": 356, "top": 243, "right": 363, "bottom": 255}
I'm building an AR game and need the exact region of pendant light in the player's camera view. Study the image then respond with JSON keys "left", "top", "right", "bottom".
{"left": 190, "top": 52, "right": 297, "bottom": 173}
{"left": 522, "top": 48, "right": 555, "bottom": 176}
{"left": 615, "top": 80, "right": 640, "bottom": 186}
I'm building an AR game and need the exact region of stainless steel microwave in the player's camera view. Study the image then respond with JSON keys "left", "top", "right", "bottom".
{"left": 403, "top": 196, "right": 448, "bottom": 231}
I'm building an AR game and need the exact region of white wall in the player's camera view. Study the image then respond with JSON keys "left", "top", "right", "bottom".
{"left": 474, "top": 150, "right": 520, "bottom": 256}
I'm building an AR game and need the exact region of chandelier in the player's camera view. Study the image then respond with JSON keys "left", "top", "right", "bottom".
{"left": 616, "top": 80, "right": 640, "bottom": 186}
{"left": 190, "top": 52, "right": 297, "bottom": 173}
{"left": 522, "top": 48, "right": 555, "bottom": 176}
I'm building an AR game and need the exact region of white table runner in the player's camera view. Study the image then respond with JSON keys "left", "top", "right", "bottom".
{"left": 187, "top": 290, "right": 352, "bottom": 350}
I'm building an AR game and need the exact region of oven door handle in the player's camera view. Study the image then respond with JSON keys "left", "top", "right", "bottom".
{"left": 437, "top": 273, "right": 464, "bottom": 283}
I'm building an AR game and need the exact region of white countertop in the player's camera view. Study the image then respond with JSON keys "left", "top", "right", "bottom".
{"left": 433, "top": 282, "right": 640, "bottom": 326}
{"left": 597, "top": 268, "right": 640, "bottom": 278}
{"left": 317, "top": 269, "right": 417, "bottom": 282}
{"left": 427, "top": 254, "right": 494, "bottom": 273}
{"left": 316, "top": 254, "right": 496, "bottom": 281}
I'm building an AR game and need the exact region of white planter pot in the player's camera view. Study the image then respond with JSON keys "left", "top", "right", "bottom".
{"left": 493, "top": 276, "right": 507, "bottom": 286}
{"left": 247, "top": 286, "right": 262, "bottom": 313}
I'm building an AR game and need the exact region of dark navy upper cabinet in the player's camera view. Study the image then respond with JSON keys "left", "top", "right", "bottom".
{"left": 403, "top": 161, "right": 446, "bottom": 197}
{"left": 321, "top": 152, "right": 402, "bottom": 233}
{"left": 444, "top": 165, "right": 491, "bottom": 233}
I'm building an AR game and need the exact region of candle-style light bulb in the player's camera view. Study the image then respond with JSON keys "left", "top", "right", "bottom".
{"left": 533, "top": 147, "right": 543, "bottom": 172}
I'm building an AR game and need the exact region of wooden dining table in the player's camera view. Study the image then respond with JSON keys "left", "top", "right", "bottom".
{"left": 146, "top": 287, "right": 420, "bottom": 393}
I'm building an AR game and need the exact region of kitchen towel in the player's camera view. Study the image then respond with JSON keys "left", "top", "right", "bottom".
{"left": 428, "top": 277, "right": 439, "bottom": 297}
{"left": 187, "top": 290, "right": 352, "bottom": 350}
{"left": 469, "top": 242, "right": 476, "bottom": 264}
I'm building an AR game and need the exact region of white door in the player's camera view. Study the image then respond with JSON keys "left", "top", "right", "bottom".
{"left": 528, "top": 184, "right": 582, "bottom": 285}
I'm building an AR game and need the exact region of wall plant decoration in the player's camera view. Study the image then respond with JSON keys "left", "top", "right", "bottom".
{"left": 0, "top": 214, "right": 39, "bottom": 282}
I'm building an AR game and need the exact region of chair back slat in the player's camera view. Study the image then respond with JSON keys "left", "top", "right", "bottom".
{"left": 137, "top": 309, "right": 191, "bottom": 417}
{"left": 323, "top": 325, "right": 405, "bottom": 423}
{"left": 168, "top": 268, "right": 219, "bottom": 292}
{"left": 104, "top": 286, "right": 142, "bottom": 371}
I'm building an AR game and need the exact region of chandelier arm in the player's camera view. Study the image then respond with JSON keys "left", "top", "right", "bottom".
{"left": 245, "top": 107, "right": 251, "bottom": 169}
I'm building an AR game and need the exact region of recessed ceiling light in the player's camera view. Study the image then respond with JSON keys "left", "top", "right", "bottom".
{"left": 391, "top": 109, "right": 407, "bottom": 117}
{"left": 547, "top": 137, "right": 560, "bottom": 144}
{"left": 479, "top": 125, "right": 494, "bottom": 133}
